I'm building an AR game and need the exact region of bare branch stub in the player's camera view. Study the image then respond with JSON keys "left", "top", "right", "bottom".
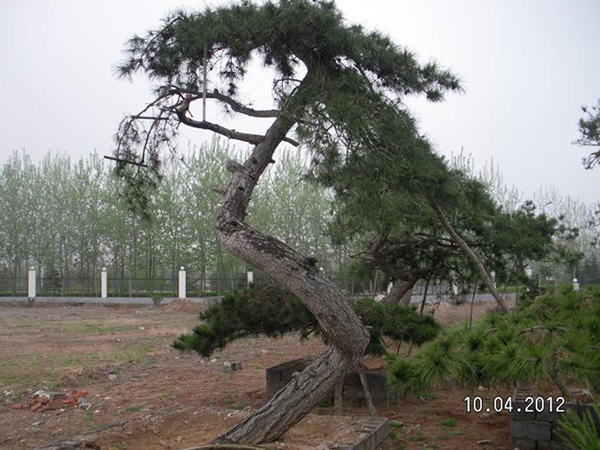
{"left": 103, "top": 155, "right": 148, "bottom": 168}
{"left": 226, "top": 160, "right": 246, "bottom": 174}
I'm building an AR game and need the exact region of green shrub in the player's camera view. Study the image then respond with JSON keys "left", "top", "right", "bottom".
{"left": 151, "top": 293, "right": 164, "bottom": 306}
{"left": 441, "top": 418, "right": 456, "bottom": 428}
{"left": 556, "top": 404, "right": 600, "bottom": 450}
{"left": 388, "top": 286, "right": 600, "bottom": 397}
{"left": 173, "top": 285, "right": 440, "bottom": 357}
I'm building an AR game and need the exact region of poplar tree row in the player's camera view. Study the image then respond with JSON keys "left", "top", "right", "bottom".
{"left": 0, "top": 143, "right": 596, "bottom": 295}
{"left": 0, "top": 141, "right": 344, "bottom": 294}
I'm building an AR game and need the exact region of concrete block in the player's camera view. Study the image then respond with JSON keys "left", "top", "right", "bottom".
{"left": 364, "top": 372, "right": 387, "bottom": 389}
{"left": 266, "top": 367, "right": 281, "bottom": 383}
{"left": 512, "top": 398, "right": 537, "bottom": 420}
{"left": 511, "top": 437, "right": 537, "bottom": 450}
{"left": 538, "top": 440, "right": 569, "bottom": 450}
{"left": 511, "top": 419, "right": 551, "bottom": 440}
{"left": 344, "top": 372, "right": 361, "bottom": 386}
{"left": 280, "top": 359, "right": 311, "bottom": 380}
{"left": 267, "top": 380, "right": 289, "bottom": 398}
{"left": 267, "top": 358, "right": 395, "bottom": 407}
{"left": 349, "top": 418, "right": 389, "bottom": 450}
{"left": 537, "top": 400, "right": 577, "bottom": 421}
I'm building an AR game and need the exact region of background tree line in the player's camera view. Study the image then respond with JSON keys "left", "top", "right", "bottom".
{"left": 0, "top": 140, "right": 347, "bottom": 296}
{"left": 0, "top": 142, "right": 598, "bottom": 296}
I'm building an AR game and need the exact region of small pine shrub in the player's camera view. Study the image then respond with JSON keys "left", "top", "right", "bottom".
{"left": 173, "top": 284, "right": 440, "bottom": 357}
{"left": 151, "top": 293, "right": 163, "bottom": 306}
{"left": 387, "top": 286, "right": 600, "bottom": 398}
{"left": 556, "top": 404, "right": 600, "bottom": 450}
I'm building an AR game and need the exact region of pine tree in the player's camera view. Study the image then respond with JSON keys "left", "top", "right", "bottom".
{"left": 113, "top": 0, "right": 460, "bottom": 444}
{"left": 576, "top": 99, "right": 600, "bottom": 170}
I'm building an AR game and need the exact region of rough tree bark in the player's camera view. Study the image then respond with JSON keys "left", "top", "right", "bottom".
{"left": 380, "top": 278, "right": 417, "bottom": 305}
{"left": 429, "top": 200, "right": 510, "bottom": 313}
{"left": 209, "top": 78, "right": 370, "bottom": 444}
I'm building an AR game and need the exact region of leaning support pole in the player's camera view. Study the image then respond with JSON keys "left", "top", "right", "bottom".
{"left": 419, "top": 279, "right": 430, "bottom": 316}
{"left": 335, "top": 381, "right": 344, "bottom": 415}
{"left": 357, "top": 365, "right": 378, "bottom": 417}
{"left": 429, "top": 200, "right": 510, "bottom": 313}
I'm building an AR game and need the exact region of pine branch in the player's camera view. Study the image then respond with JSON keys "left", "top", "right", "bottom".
{"left": 172, "top": 88, "right": 281, "bottom": 118}
{"left": 176, "top": 108, "right": 299, "bottom": 146}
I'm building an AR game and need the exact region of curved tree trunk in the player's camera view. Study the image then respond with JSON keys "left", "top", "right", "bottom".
{"left": 213, "top": 81, "right": 370, "bottom": 444}
{"left": 429, "top": 200, "right": 510, "bottom": 313}
{"left": 380, "top": 278, "right": 417, "bottom": 305}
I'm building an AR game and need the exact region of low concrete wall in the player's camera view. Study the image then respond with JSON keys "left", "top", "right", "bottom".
{"left": 266, "top": 358, "right": 396, "bottom": 408}
{"left": 511, "top": 387, "right": 600, "bottom": 450}
{"left": 407, "top": 292, "right": 517, "bottom": 304}
{"left": 349, "top": 416, "right": 390, "bottom": 450}
{"left": 0, "top": 296, "right": 222, "bottom": 307}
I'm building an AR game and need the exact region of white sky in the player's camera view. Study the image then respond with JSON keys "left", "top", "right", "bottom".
{"left": 1, "top": 0, "right": 599, "bottom": 204}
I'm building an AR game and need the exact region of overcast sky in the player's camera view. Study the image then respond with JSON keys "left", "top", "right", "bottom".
{"left": 1, "top": 0, "right": 599, "bottom": 205}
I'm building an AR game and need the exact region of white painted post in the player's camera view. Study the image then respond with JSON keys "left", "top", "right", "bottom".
{"left": 451, "top": 283, "right": 458, "bottom": 296}
{"left": 573, "top": 278, "right": 580, "bottom": 292}
{"left": 179, "top": 266, "right": 186, "bottom": 299}
{"left": 101, "top": 267, "right": 108, "bottom": 299}
{"left": 387, "top": 282, "right": 393, "bottom": 294}
{"left": 524, "top": 266, "right": 533, "bottom": 279}
{"left": 247, "top": 270, "right": 254, "bottom": 288}
{"left": 28, "top": 266, "right": 36, "bottom": 299}
{"left": 490, "top": 271, "right": 497, "bottom": 288}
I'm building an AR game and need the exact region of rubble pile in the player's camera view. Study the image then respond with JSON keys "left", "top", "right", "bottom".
{"left": 10, "top": 389, "right": 90, "bottom": 414}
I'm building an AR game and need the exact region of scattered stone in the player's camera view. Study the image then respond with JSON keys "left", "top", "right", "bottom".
{"left": 44, "top": 401, "right": 64, "bottom": 411}
{"left": 77, "top": 398, "right": 92, "bottom": 410}
{"left": 477, "top": 386, "right": 485, "bottom": 391}
{"left": 223, "top": 361, "right": 232, "bottom": 373}
{"left": 210, "top": 358, "right": 218, "bottom": 363}
{"left": 477, "top": 440, "right": 493, "bottom": 445}
{"left": 138, "top": 326, "right": 146, "bottom": 331}
{"left": 31, "top": 403, "right": 43, "bottom": 412}
{"left": 108, "top": 373, "right": 117, "bottom": 381}
{"left": 32, "top": 390, "right": 67, "bottom": 402}
{"left": 13, "top": 389, "right": 91, "bottom": 414}
{"left": 230, "top": 362, "right": 243, "bottom": 371}
{"left": 479, "top": 412, "right": 491, "bottom": 419}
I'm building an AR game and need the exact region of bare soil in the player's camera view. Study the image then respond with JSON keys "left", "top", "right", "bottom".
{"left": 0, "top": 300, "right": 512, "bottom": 450}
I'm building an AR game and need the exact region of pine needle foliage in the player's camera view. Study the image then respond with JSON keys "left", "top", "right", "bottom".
{"left": 387, "top": 286, "right": 600, "bottom": 397}
{"left": 173, "top": 285, "right": 440, "bottom": 357}
{"left": 114, "top": 0, "right": 462, "bottom": 213}
{"left": 576, "top": 99, "right": 600, "bottom": 170}
{"left": 556, "top": 404, "right": 600, "bottom": 450}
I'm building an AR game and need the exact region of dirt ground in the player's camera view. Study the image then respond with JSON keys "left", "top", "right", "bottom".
{"left": 0, "top": 300, "right": 512, "bottom": 450}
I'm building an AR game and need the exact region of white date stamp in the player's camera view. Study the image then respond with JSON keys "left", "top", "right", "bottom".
{"left": 464, "top": 396, "right": 566, "bottom": 413}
